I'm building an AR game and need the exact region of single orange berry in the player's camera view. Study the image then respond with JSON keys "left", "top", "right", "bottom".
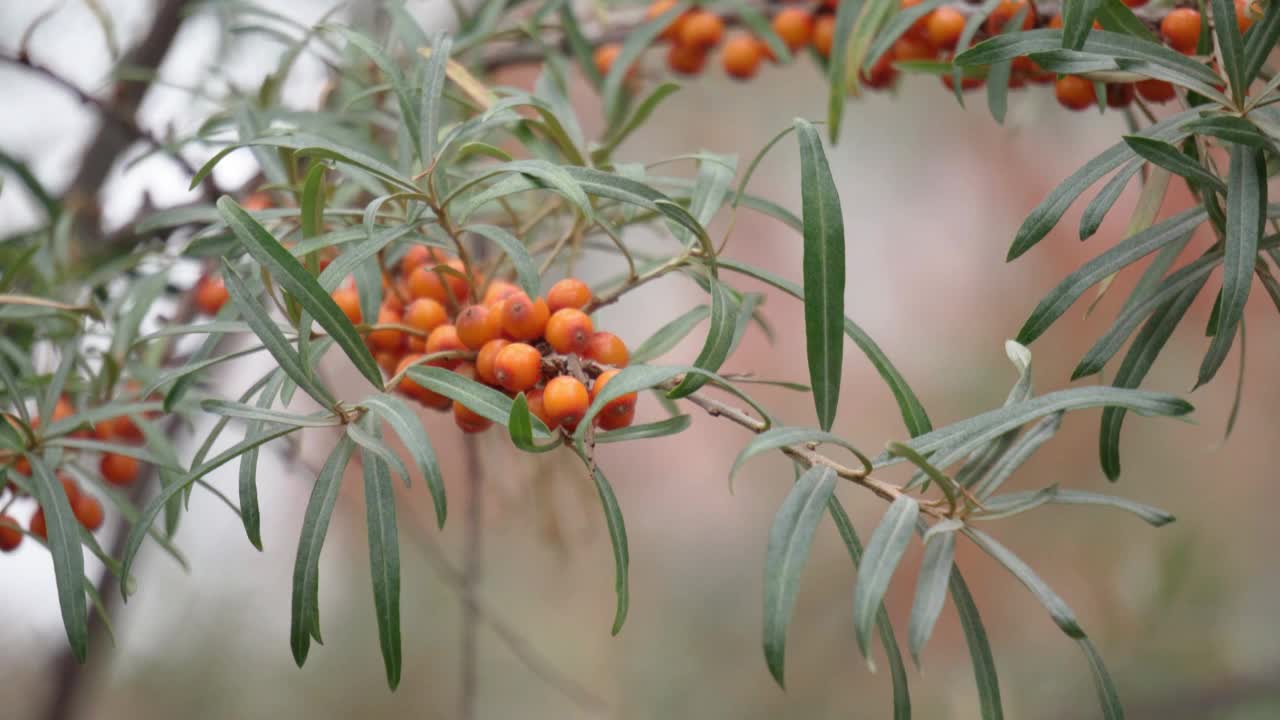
{"left": 376, "top": 351, "right": 402, "bottom": 375}
{"left": 367, "top": 305, "right": 405, "bottom": 353}
{"left": 96, "top": 414, "right": 143, "bottom": 443}
{"left": 925, "top": 6, "right": 966, "bottom": 50}
{"left": 680, "top": 10, "right": 725, "bottom": 49}
{"left": 394, "top": 355, "right": 452, "bottom": 410}
{"left": 591, "top": 369, "right": 639, "bottom": 429}
{"left": 585, "top": 332, "right": 630, "bottom": 367}
{"left": 0, "top": 514, "right": 21, "bottom": 551}
{"left": 1136, "top": 78, "right": 1176, "bottom": 103}
{"left": 542, "top": 376, "right": 590, "bottom": 429}
{"left": 483, "top": 281, "right": 522, "bottom": 307}
{"left": 546, "top": 278, "right": 592, "bottom": 313}
{"left": 545, "top": 308, "right": 595, "bottom": 355}
{"left": 399, "top": 245, "right": 432, "bottom": 274}
{"left": 860, "top": 53, "right": 898, "bottom": 89}
{"left": 1106, "top": 83, "right": 1135, "bottom": 108}
{"left": 646, "top": 0, "right": 686, "bottom": 42}
{"left": 101, "top": 453, "right": 140, "bottom": 486}
{"left": 594, "top": 43, "right": 635, "bottom": 79}
{"left": 499, "top": 294, "right": 550, "bottom": 341}
{"left": 1055, "top": 75, "right": 1097, "bottom": 110}
{"left": 476, "top": 339, "right": 512, "bottom": 385}
{"left": 404, "top": 298, "right": 448, "bottom": 337}
{"left": 425, "top": 325, "right": 467, "bottom": 368}
{"left": 722, "top": 33, "right": 764, "bottom": 80}
{"left": 667, "top": 42, "right": 709, "bottom": 75}
{"left": 892, "top": 35, "right": 938, "bottom": 62}
{"left": 455, "top": 304, "right": 504, "bottom": 350}
{"left": 73, "top": 494, "right": 104, "bottom": 531}
{"left": 941, "top": 68, "right": 985, "bottom": 92}
{"left": 813, "top": 15, "right": 836, "bottom": 57}
{"left": 194, "top": 274, "right": 229, "bottom": 315}
{"left": 597, "top": 402, "right": 636, "bottom": 431}
{"left": 1161, "top": 8, "right": 1201, "bottom": 54}
{"left": 772, "top": 8, "right": 813, "bottom": 52}
{"left": 29, "top": 508, "right": 46, "bottom": 542}
{"left": 453, "top": 400, "right": 492, "bottom": 433}
{"left": 494, "top": 343, "right": 543, "bottom": 393}
{"left": 332, "top": 287, "right": 362, "bottom": 324}
{"left": 525, "top": 388, "right": 554, "bottom": 429}
{"left": 59, "top": 474, "right": 79, "bottom": 506}
{"left": 1235, "top": 0, "right": 1256, "bottom": 32}
{"left": 241, "top": 191, "right": 273, "bottom": 211}
{"left": 987, "top": 0, "right": 1036, "bottom": 34}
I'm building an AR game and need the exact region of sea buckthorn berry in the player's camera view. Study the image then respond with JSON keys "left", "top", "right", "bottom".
{"left": 194, "top": 274, "right": 229, "bottom": 315}
{"left": 499, "top": 294, "right": 550, "bottom": 341}
{"left": 367, "top": 305, "right": 405, "bottom": 353}
{"left": 925, "top": 6, "right": 965, "bottom": 50}
{"left": 400, "top": 244, "right": 432, "bottom": 274}
{"left": 0, "top": 515, "right": 21, "bottom": 551}
{"left": 646, "top": 0, "right": 685, "bottom": 42}
{"left": 860, "top": 53, "right": 898, "bottom": 89}
{"left": 892, "top": 35, "right": 937, "bottom": 62}
{"left": 591, "top": 369, "right": 639, "bottom": 426}
{"left": 376, "top": 351, "right": 401, "bottom": 375}
{"left": 680, "top": 10, "right": 725, "bottom": 49}
{"left": 597, "top": 401, "right": 636, "bottom": 431}
{"left": 772, "top": 8, "right": 813, "bottom": 52}
{"left": 483, "top": 281, "right": 522, "bottom": 307}
{"left": 545, "top": 309, "right": 595, "bottom": 355}
{"left": 940, "top": 70, "right": 985, "bottom": 92}
{"left": 1136, "top": 78, "right": 1176, "bottom": 103}
{"left": 594, "top": 43, "right": 635, "bottom": 79}
{"left": 1235, "top": 0, "right": 1256, "bottom": 32}
{"left": 101, "top": 453, "right": 140, "bottom": 486}
{"left": 30, "top": 508, "right": 47, "bottom": 541}
{"left": 494, "top": 343, "right": 543, "bottom": 393}
{"left": 476, "top": 339, "right": 512, "bottom": 385}
{"left": 667, "top": 42, "right": 709, "bottom": 75}
{"left": 381, "top": 287, "right": 405, "bottom": 315}
{"left": 241, "top": 191, "right": 273, "bottom": 211}
{"left": 987, "top": 0, "right": 1036, "bottom": 34}
{"left": 96, "top": 414, "right": 143, "bottom": 443}
{"left": 1121, "top": 0, "right": 1147, "bottom": 6}
{"left": 1055, "top": 75, "right": 1097, "bottom": 110}
{"left": 453, "top": 400, "right": 492, "bottom": 433}
{"left": 542, "top": 376, "right": 590, "bottom": 430}
{"left": 333, "top": 287, "right": 362, "bottom": 324}
{"left": 1161, "top": 8, "right": 1201, "bottom": 54}
{"left": 525, "top": 389, "right": 554, "bottom": 428}
{"left": 425, "top": 325, "right": 467, "bottom": 368}
{"left": 59, "top": 475, "right": 79, "bottom": 506}
{"left": 394, "top": 355, "right": 452, "bottom": 410}
{"left": 73, "top": 494, "right": 104, "bottom": 532}
{"left": 813, "top": 14, "right": 836, "bottom": 57}
{"left": 899, "top": 0, "right": 933, "bottom": 40}
{"left": 456, "top": 304, "right": 503, "bottom": 350}
{"left": 585, "top": 332, "right": 630, "bottom": 367}
{"left": 404, "top": 298, "right": 448, "bottom": 336}
{"left": 1106, "top": 83, "right": 1135, "bottom": 108}
{"left": 722, "top": 33, "right": 764, "bottom": 80}
{"left": 546, "top": 278, "right": 592, "bottom": 313}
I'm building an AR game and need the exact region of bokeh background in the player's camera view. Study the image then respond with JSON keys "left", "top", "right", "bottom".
{"left": 2, "top": 1, "right": 1279, "bottom": 718}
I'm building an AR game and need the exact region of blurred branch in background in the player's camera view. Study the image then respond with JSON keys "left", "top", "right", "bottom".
{"left": 459, "top": 434, "right": 483, "bottom": 720}
{"left": 1119, "top": 665, "right": 1280, "bottom": 720}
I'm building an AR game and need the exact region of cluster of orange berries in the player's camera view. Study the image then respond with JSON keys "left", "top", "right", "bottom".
{"left": 1, "top": 396, "right": 146, "bottom": 553}
{"left": 330, "top": 246, "right": 638, "bottom": 435}
{"left": 591, "top": 0, "right": 1256, "bottom": 112}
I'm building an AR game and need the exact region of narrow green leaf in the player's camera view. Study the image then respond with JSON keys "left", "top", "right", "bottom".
{"left": 237, "top": 373, "right": 285, "bottom": 552}
{"left": 795, "top": 119, "right": 846, "bottom": 431}
{"left": 969, "top": 412, "right": 1063, "bottom": 499}
{"left": 218, "top": 197, "right": 384, "bottom": 390}
{"left": 593, "top": 82, "right": 680, "bottom": 162}
{"left": 908, "top": 529, "right": 956, "bottom": 667}
{"left": 28, "top": 455, "right": 87, "bottom": 662}
{"left": 348, "top": 422, "right": 412, "bottom": 489}
{"left": 404, "top": 365, "right": 551, "bottom": 435}
{"left": 291, "top": 435, "right": 355, "bottom": 665}
{"left": 965, "top": 527, "right": 1083, "bottom": 637}
{"left": 1062, "top": 0, "right": 1103, "bottom": 50}
{"left": 731, "top": 426, "right": 872, "bottom": 488}
{"left": 361, "top": 395, "right": 447, "bottom": 526}
{"left": 1095, "top": 0, "right": 1158, "bottom": 42}
{"left": 1211, "top": 0, "right": 1247, "bottom": 107}
{"left": 201, "top": 398, "right": 340, "bottom": 427}
{"left": 1123, "top": 136, "right": 1227, "bottom": 194}
{"left": 629, "top": 305, "right": 710, "bottom": 364}
{"left": 1184, "top": 115, "right": 1276, "bottom": 149}
{"left": 1243, "top": 0, "right": 1280, "bottom": 82}
{"left": 574, "top": 453, "right": 630, "bottom": 635}
{"left": 949, "top": 567, "right": 1004, "bottom": 719}
{"left": 986, "top": 5, "right": 1029, "bottom": 124}
{"left": 506, "top": 393, "right": 560, "bottom": 453}
{"left": 421, "top": 32, "right": 452, "bottom": 161}
{"left": 464, "top": 224, "right": 541, "bottom": 298}
{"left": 762, "top": 465, "right": 837, "bottom": 687}
{"left": 826, "top": 0, "right": 867, "bottom": 139}
{"left": 853, "top": 495, "right": 918, "bottom": 660}
{"left": 327, "top": 25, "right": 421, "bottom": 161}
{"left": 1078, "top": 637, "right": 1125, "bottom": 720}
{"left": 949, "top": 0, "right": 1001, "bottom": 104}
{"left": 600, "top": 4, "right": 683, "bottom": 126}
{"left": 865, "top": 0, "right": 947, "bottom": 69}
{"left": 39, "top": 342, "right": 77, "bottom": 424}
{"left": 1199, "top": 145, "right": 1265, "bottom": 387}
{"left": 667, "top": 279, "right": 737, "bottom": 398}
{"left": 358, "top": 418, "right": 402, "bottom": 689}
{"left": 300, "top": 163, "right": 327, "bottom": 239}
{"left": 595, "top": 414, "right": 691, "bottom": 443}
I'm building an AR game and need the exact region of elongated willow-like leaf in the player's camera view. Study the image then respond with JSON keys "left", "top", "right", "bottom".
{"left": 1211, "top": 0, "right": 1247, "bottom": 107}
{"left": 667, "top": 279, "right": 737, "bottom": 398}
{"left": 794, "top": 119, "right": 846, "bottom": 431}
{"left": 730, "top": 426, "right": 872, "bottom": 488}
{"left": 361, "top": 395, "right": 447, "bottom": 527}
{"left": 908, "top": 528, "right": 957, "bottom": 667}
{"left": 290, "top": 435, "right": 355, "bottom": 665}
{"left": 358, "top": 418, "right": 402, "bottom": 689}
{"left": 852, "top": 495, "right": 918, "bottom": 661}
{"left": 1062, "top": 0, "right": 1103, "bottom": 50}
{"left": 763, "top": 465, "right": 837, "bottom": 687}
{"left": 27, "top": 455, "right": 88, "bottom": 662}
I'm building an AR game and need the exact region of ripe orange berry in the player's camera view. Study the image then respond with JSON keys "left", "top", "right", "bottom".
{"left": 241, "top": 191, "right": 273, "bottom": 211}
{"left": 394, "top": 354, "right": 452, "bottom": 410}
{"left": 407, "top": 261, "right": 470, "bottom": 305}
{"left": 987, "top": 0, "right": 1036, "bottom": 34}
{"left": 546, "top": 278, "right": 592, "bottom": 313}
{"left": 499, "top": 294, "right": 550, "bottom": 341}
{"left": 772, "top": 8, "right": 813, "bottom": 52}
{"left": 59, "top": 474, "right": 80, "bottom": 506}
{"left": 861, "top": 53, "right": 898, "bottom": 89}
{"left": 404, "top": 298, "right": 448, "bottom": 336}
{"left": 1161, "top": 8, "right": 1201, "bottom": 54}
{"left": 900, "top": 0, "right": 934, "bottom": 40}
{"left": 1106, "top": 83, "right": 1135, "bottom": 108}
{"left": 494, "top": 343, "right": 543, "bottom": 393}
{"left": 376, "top": 351, "right": 402, "bottom": 375}
{"left": 52, "top": 397, "right": 76, "bottom": 427}
{"left": 892, "top": 35, "right": 937, "bottom": 62}
{"left": 483, "top": 281, "right": 522, "bottom": 307}
{"left": 96, "top": 414, "right": 143, "bottom": 443}
{"left": 476, "top": 339, "right": 511, "bottom": 385}
{"left": 1136, "top": 78, "right": 1176, "bottom": 103}
{"left": 400, "top": 244, "right": 432, "bottom": 274}
{"left": 425, "top": 325, "right": 467, "bottom": 368}
{"left": 667, "top": 42, "right": 709, "bottom": 75}
{"left": 940, "top": 58, "right": 985, "bottom": 92}
{"left": 455, "top": 304, "right": 503, "bottom": 350}
{"left": 646, "top": 0, "right": 686, "bottom": 42}
{"left": 585, "top": 332, "right": 630, "bottom": 367}
{"left": 545, "top": 309, "right": 595, "bottom": 355}
{"left": 680, "top": 10, "right": 725, "bottom": 49}
{"left": 101, "top": 453, "right": 140, "bottom": 486}
{"left": 1121, "top": 0, "right": 1147, "bottom": 6}
{"left": 29, "top": 508, "right": 46, "bottom": 542}
{"left": 0, "top": 514, "right": 21, "bottom": 551}
{"left": 453, "top": 400, "right": 492, "bottom": 433}
{"left": 1234, "top": 0, "right": 1256, "bottom": 32}
{"left": 542, "top": 376, "right": 590, "bottom": 429}
{"left": 73, "top": 494, "right": 104, "bottom": 531}
{"left": 367, "top": 305, "right": 405, "bottom": 353}
{"left": 591, "top": 369, "right": 638, "bottom": 430}
{"left": 525, "top": 388, "right": 554, "bottom": 429}
{"left": 594, "top": 43, "right": 635, "bottom": 79}
{"left": 332, "top": 287, "right": 362, "bottom": 324}
{"left": 194, "top": 274, "right": 229, "bottom": 315}
{"left": 813, "top": 14, "right": 836, "bottom": 57}
{"left": 722, "top": 33, "right": 764, "bottom": 79}
{"left": 1055, "top": 75, "right": 1097, "bottom": 110}
{"left": 1048, "top": 14, "right": 1100, "bottom": 30}
{"left": 381, "top": 284, "right": 405, "bottom": 314}
{"left": 925, "top": 6, "right": 966, "bottom": 50}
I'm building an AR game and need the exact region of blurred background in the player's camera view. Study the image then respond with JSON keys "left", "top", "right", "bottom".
{"left": 2, "top": 1, "right": 1279, "bottom": 718}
